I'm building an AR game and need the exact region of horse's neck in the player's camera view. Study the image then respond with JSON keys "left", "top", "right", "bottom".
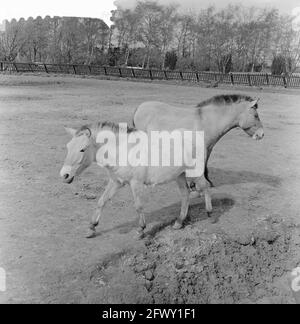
{"left": 91, "top": 129, "right": 102, "bottom": 162}
{"left": 203, "top": 105, "right": 240, "bottom": 147}
{"left": 91, "top": 127, "right": 122, "bottom": 163}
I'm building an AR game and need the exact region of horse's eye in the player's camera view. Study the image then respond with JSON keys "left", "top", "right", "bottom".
{"left": 80, "top": 149, "right": 85, "bottom": 153}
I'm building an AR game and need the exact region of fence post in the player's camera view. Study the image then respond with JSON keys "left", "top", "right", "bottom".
{"left": 0, "top": 62, "right": 3, "bottom": 72}
{"left": 195, "top": 72, "right": 199, "bottom": 82}
{"left": 72, "top": 65, "right": 77, "bottom": 74}
{"left": 119, "top": 68, "right": 122, "bottom": 77}
{"left": 149, "top": 69, "right": 153, "bottom": 80}
{"left": 230, "top": 73, "right": 234, "bottom": 85}
{"left": 282, "top": 75, "right": 287, "bottom": 88}
{"left": 179, "top": 71, "right": 183, "bottom": 81}
{"left": 265, "top": 73, "right": 269, "bottom": 86}
{"left": 104, "top": 67, "right": 107, "bottom": 76}
{"left": 44, "top": 64, "right": 48, "bottom": 73}
{"left": 13, "top": 63, "right": 19, "bottom": 73}
{"left": 131, "top": 68, "right": 135, "bottom": 78}
{"left": 88, "top": 65, "right": 92, "bottom": 74}
{"left": 164, "top": 70, "right": 168, "bottom": 80}
{"left": 247, "top": 73, "right": 252, "bottom": 86}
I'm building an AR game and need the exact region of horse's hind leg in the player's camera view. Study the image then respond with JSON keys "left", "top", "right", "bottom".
{"left": 204, "top": 165, "right": 214, "bottom": 188}
{"left": 130, "top": 180, "right": 146, "bottom": 239}
{"left": 196, "top": 177, "right": 214, "bottom": 222}
{"left": 205, "top": 148, "right": 214, "bottom": 188}
{"left": 173, "top": 173, "right": 190, "bottom": 230}
{"left": 87, "top": 179, "right": 122, "bottom": 238}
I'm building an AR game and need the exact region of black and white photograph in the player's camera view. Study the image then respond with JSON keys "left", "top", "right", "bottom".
{"left": 0, "top": 0, "right": 300, "bottom": 307}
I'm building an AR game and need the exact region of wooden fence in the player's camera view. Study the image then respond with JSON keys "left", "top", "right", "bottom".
{"left": 1, "top": 61, "right": 300, "bottom": 88}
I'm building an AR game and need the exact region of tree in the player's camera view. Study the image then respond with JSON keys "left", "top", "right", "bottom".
{"left": 158, "top": 4, "right": 178, "bottom": 68}
{"left": 0, "top": 16, "right": 109, "bottom": 64}
{"left": 47, "top": 16, "right": 63, "bottom": 63}
{"left": 110, "top": 8, "right": 140, "bottom": 65}
{"left": 59, "top": 17, "right": 82, "bottom": 63}
{"left": 165, "top": 50, "right": 177, "bottom": 70}
{"left": 273, "top": 14, "right": 300, "bottom": 73}
{"left": 209, "top": 7, "right": 236, "bottom": 72}
{"left": 134, "top": 1, "right": 164, "bottom": 68}
{"left": 0, "top": 19, "right": 24, "bottom": 61}
{"left": 233, "top": 7, "right": 279, "bottom": 72}
{"left": 175, "top": 13, "right": 195, "bottom": 59}
{"left": 80, "top": 18, "right": 109, "bottom": 64}
{"left": 271, "top": 55, "right": 288, "bottom": 75}
{"left": 195, "top": 6, "right": 216, "bottom": 70}
{"left": 107, "top": 47, "right": 122, "bottom": 66}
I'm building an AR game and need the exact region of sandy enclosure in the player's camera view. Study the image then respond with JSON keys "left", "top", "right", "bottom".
{"left": 0, "top": 74, "right": 300, "bottom": 303}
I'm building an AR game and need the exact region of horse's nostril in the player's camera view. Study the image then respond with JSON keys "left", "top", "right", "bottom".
{"left": 64, "top": 174, "right": 69, "bottom": 180}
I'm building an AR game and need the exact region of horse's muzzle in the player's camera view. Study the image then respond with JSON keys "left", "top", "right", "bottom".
{"left": 60, "top": 165, "right": 75, "bottom": 184}
{"left": 252, "top": 128, "right": 264, "bottom": 141}
{"left": 63, "top": 174, "right": 74, "bottom": 184}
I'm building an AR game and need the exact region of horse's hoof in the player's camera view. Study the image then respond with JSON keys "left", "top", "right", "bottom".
{"left": 173, "top": 221, "right": 183, "bottom": 230}
{"left": 207, "top": 212, "right": 217, "bottom": 224}
{"left": 136, "top": 231, "right": 145, "bottom": 240}
{"left": 190, "top": 191, "right": 201, "bottom": 199}
{"left": 86, "top": 229, "right": 96, "bottom": 239}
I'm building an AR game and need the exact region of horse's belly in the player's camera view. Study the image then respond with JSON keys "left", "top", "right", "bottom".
{"left": 146, "top": 166, "right": 185, "bottom": 186}
{"left": 109, "top": 166, "right": 147, "bottom": 184}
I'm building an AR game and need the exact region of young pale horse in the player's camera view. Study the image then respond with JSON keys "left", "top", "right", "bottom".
{"left": 60, "top": 122, "right": 207, "bottom": 239}
{"left": 133, "top": 94, "right": 264, "bottom": 210}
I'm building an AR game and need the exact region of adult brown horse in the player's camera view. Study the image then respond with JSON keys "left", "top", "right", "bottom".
{"left": 133, "top": 94, "right": 264, "bottom": 210}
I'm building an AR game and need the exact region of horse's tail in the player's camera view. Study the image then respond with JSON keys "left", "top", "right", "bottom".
{"left": 132, "top": 105, "right": 139, "bottom": 128}
{"left": 204, "top": 166, "right": 214, "bottom": 188}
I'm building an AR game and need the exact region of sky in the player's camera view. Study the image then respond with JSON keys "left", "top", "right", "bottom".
{"left": 0, "top": 0, "right": 300, "bottom": 26}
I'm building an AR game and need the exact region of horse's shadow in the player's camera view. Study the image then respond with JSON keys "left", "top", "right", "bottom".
{"left": 95, "top": 168, "right": 280, "bottom": 238}
{"left": 98, "top": 193, "right": 235, "bottom": 238}
{"left": 208, "top": 167, "right": 281, "bottom": 187}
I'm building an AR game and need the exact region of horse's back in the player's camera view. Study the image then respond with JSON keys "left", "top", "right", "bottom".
{"left": 134, "top": 101, "right": 197, "bottom": 132}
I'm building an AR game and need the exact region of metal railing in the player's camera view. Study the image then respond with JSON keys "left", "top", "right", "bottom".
{"left": 1, "top": 61, "right": 300, "bottom": 88}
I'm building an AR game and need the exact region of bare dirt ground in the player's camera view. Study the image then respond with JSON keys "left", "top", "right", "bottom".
{"left": 0, "top": 74, "right": 300, "bottom": 304}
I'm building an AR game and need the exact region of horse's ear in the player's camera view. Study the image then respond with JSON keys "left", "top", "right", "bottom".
{"left": 249, "top": 98, "right": 260, "bottom": 109}
{"left": 79, "top": 128, "right": 92, "bottom": 138}
{"left": 64, "top": 127, "right": 77, "bottom": 137}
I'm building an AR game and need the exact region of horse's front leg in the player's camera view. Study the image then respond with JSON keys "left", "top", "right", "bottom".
{"left": 86, "top": 179, "right": 122, "bottom": 238}
{"left": 173, "top": 173, "right": 190, "bottom": 230}
{"left": 130, "top": 180, "right": 146, "bottom": 239}
{"left": 189, "top": 147, "right": 214, "bottom": 198}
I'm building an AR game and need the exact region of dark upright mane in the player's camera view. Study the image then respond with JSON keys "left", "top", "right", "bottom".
{"left": 76, "top": 121, "right": 136, "bottom": 136}
{"left": 196, "top": 94, "right": 254, "bottom": 108}
{"left": 99, "top": 121, "right": 136, "bottom": 134}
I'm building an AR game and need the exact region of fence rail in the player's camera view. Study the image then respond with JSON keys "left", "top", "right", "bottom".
{"left": 1, "top": 61, "right": 300, "bottom": 88}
